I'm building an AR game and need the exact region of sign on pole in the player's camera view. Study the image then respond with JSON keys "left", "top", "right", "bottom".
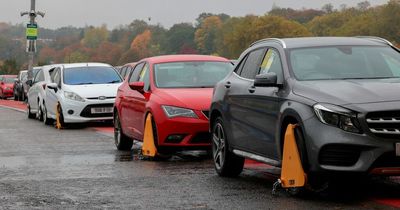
{"left": 26, "top": 23, "right": 38, "bottom": 40}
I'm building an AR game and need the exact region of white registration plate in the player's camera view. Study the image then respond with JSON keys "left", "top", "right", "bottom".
{"left": 91, "top": 107, "right": 113, "bottom": 114}
{"left": 396, "top": 143, "right": 400, "bottom": 157}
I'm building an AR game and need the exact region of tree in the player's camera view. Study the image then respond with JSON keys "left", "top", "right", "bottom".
{"left": 130, "top": 29, "right": 152, "bottom": 59}
{"left": 195, "top": 16, "right": 223, "bottom": 54}
{"left": 357, "top": 1, "right": 371, "bottom": 11}
{"left": 165, "top": 23, "right": 196, "bottom": 54}
{"left": 322, "top": 3, "right": 334, "bottom": 13}
{"left": 0, "top": 59, "right": 18, "bottom": 74}
{"left": 81, "top": 25, "right": 109, "bottom": 48}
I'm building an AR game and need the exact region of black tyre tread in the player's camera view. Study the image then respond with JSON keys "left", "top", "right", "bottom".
{"left": 27, "top": 104, "right": 35, "bottom": 119}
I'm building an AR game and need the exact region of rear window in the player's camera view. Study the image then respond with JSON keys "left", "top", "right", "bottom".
{"left": 154, "top": 61, "right": 232, "bottom": 88}
{"left": 63, "top": 66, "right": 122, "bottom": 85}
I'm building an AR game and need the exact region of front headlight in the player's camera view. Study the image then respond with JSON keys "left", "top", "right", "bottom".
{"left": 64, "top": 91, "right": 85, "bottom": 102}
{"left": 313, "top": 103, "right": 361, "bottom": 133}
{"left": 162, "top": 105, "right": 198, "bottom": 118}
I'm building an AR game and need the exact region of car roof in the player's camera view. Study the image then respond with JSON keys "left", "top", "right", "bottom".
{"left": 143, "top": 54, "right": 230, "bottom": 64}
{"left": 252, "top": 37, "right": 391, "bottom": 49}
{"left": 61, "top": 63, "right": 111, "bottom": 69}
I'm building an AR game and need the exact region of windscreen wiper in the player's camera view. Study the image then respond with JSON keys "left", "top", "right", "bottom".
{"left": 108, "top": 80, "right": 121, "bottom": 83}
{"left": 74, "top": 82, "right": 94, "bottom": 85}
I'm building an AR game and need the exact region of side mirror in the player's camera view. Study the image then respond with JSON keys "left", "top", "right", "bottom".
{"left": 47, "top": 83, "right": 58, "bottom": 92}
{"left": 129, "top": 81, "right": 145, "bottom": 92}
{"left": 254, "top": 72, "right": 279, "bottom": 87}
{"left": 26, "top": 80, "right": 33, "bottom": 86}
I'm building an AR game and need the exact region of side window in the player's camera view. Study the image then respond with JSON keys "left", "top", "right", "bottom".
{"left": 139, "top": 64, "right": 150, "bottom": 91}
{"left": 234, "top": 55, "right": 248, "bottom": 75}
{"left": 259, "top": 48, "right": 284, "bottom": 82}
{"left": 121, "top": 67, "right": 127, "bottom": 78}
{"left": 239, "top": 48, "right": 266, "bottom": 79}
{"left": 53, "top": 68, "right": 62, "bottom": 87}
{"left": 129, "top": 63, "right": 145, "bottom": 83}
{"left": 38, "top": 70, "right": 45, "bottom": 82}
{"left": 33, "top": 70, "right": 42, "bottom": 83}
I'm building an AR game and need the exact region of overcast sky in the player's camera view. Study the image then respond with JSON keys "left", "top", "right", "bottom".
{"left": 0, "top": 0, "right": 389, "bottom": 29}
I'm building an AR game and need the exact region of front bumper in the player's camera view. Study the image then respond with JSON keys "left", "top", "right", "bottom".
{"left": 155, "top": 110, "right": 211, "bottom": 148}
{"left": 60, "top": 98, "right": 115, "bottom": 123}
{"left": 303, "top": 116, "right": 400, "bottom": 174}
{"left": 2, "top": 89, "right": 13, "bottom": 97}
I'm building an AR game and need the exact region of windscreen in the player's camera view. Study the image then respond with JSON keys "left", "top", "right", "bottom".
{"left": 3, "top": 77, "right": 15, "bottom": 84}
{"left": 63, "top": 66, "right": 122, "bottom": 85}
{"left": 154, "top": 61, "right": 232, "bottom": 88}
{"left": 289, "top": 46, "right": 400, "bottom": 80}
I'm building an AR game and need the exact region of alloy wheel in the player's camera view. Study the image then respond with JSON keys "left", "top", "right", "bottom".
{"left": 212, "top": 122, "right": 225, "bottom": 170}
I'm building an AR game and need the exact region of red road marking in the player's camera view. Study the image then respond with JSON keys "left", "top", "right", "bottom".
{"left": 0, "top": 99, "right": 27, "bottom": 112}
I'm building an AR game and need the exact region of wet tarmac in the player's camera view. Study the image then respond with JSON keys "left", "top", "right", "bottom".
{"left": 0, "top": 106, "right": 399, "bottom": 209}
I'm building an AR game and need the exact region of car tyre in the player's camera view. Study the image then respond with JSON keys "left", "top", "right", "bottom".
{"left": 27, "top": 104, "right": 35, "bottom": 119}
{"left": 43, "top": 104, "right": 53, "bottom": 125}
{"left": 56, "top": 104, "right": 67, "bottom": 128}
{"left": 114, "top": 112, "right": 132, "bottom": 151}
{"left": 37, "top": 103, "right": 44, "bottom": 121}
{"left": 212, "top": 117, "right": 244, "bottom": 177}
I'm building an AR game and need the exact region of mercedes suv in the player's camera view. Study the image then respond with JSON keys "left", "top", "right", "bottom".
{"left": 210, "top": 37, "right": 400, "bottom": 186}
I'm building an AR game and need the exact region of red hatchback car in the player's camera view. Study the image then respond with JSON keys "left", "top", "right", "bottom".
{"left": 114, "top": 55, "right": 233, "bottom": 153}
{"left": 0, "top": 75, "right": 17, "bottom": 99}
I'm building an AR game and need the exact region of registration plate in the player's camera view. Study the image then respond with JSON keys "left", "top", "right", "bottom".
{"left": 91, "top": 107, "right": 113, "bottom": 114}
{"left": 397, "top": 143, "right": 400, "bottom": 157}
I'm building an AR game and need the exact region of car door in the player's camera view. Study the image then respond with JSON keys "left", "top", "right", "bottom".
{"left": 28, "top": 70, "right": 45, "bottom": 111}
{"left": 243, "top": 48, "right": 285, "bottom": 159}
{"left": 46, "top": 68, "right": 61, "bottom": 117}
{"left": 120, "top": 62, "right": 144, "bottom": 138}
{"left": 125, "top": 63, "right": 151, "bottom": 140}
{"left": 225, "top": 48, "right": 265, "bottom": 151}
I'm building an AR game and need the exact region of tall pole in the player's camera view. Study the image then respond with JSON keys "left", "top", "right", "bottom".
{"left": 27, "top": 0, "right": 35, "bottom": 81}
{"left": 21, "top": 0, "right": 44, "bottom": 81}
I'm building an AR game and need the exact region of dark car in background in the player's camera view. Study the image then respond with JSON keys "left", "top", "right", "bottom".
{"left": 118, "top": 62, "right": 136, "bottom": 80}
{"left": 210, "top": 37, "right": 400, "bottom": 190}
{"left": 14, "top": 70, "right": 28, "bottom": 101}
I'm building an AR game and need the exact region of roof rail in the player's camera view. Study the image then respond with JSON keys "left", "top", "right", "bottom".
{"left": 249, "top": 38, "right": 287, "bottom": 48}
{"left": 355, "top": 36, "right": 394, "bottom": 47}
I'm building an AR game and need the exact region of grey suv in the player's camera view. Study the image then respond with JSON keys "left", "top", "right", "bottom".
{"left": 210, "top": 37, "right": 400, "bottom": 187}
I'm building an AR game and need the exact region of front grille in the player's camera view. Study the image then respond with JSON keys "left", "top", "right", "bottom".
{"left": 366, "top": 111, "right": 400, "bottom": 138}
{"left": 190, "top": 132, "right": 211, "bottom": 144}
{"left": 319, "top": 144, "right": 361, "bottom": 167}
{"left": 202, "top": 110, "right": 210, "bottom": 119}
{"left": 80, "top": 103, "right": 114, "bottom": 118}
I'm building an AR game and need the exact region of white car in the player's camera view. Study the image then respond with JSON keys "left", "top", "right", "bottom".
{"left": 27, "top": 65, "right": 55, "bottom": 123}
{"left": 44, "top": 63, "right": 122, "bottom": 126}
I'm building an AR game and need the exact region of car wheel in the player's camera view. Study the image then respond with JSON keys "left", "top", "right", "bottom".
{"left": 27, "top": 104, "right": 35, "bottom": 119}
{"left": 37, "top": 103, "right": 44, "bottom": 121}
{"left": 114, "top": 113, "right": 132, "bottom": 151}
{"left": 56, "top": 104, "right": 67, "bottom": 128}
{"left": 286, "top": 125, "right": 329, "bottom": 196}
{"left": 43, "top": 104, "right": 53, "bottom": 125}
{"left": 212, "top": 117, "right": 244, "bottom": 177}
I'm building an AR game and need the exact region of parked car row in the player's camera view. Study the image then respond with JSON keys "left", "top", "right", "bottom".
{"left": 21, "top": 36, "right": 400, "bottom": 194}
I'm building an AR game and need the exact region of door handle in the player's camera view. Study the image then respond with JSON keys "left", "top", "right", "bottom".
{"left": 225, "top": 81, "right": 231, "bottom": 88}
{"left": 248, "top": 86, "right": 256, "bottom": 93}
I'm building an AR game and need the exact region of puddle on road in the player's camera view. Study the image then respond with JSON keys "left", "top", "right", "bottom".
{"left": 114, "top": 141, "right": 211, "bottom": 163}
